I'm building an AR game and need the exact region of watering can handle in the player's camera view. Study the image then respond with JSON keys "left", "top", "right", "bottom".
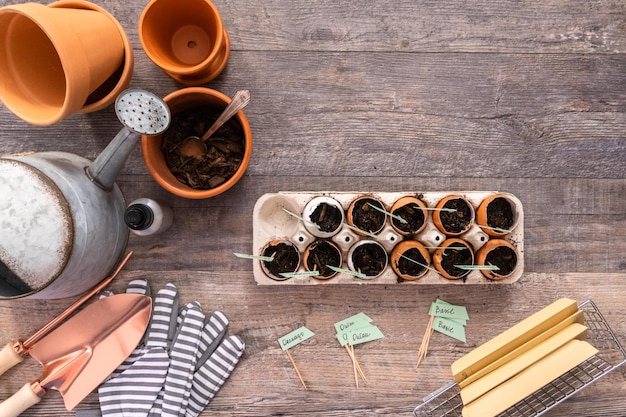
{"left": 0, "top": 382, "right": 42, "bottom": 417}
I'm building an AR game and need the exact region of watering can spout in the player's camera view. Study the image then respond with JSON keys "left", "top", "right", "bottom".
{"left": 86, "top": 128, "right": 138, "bottom": 191}
{"left": 86, "top": 89, "right": 171, "bottom": 191}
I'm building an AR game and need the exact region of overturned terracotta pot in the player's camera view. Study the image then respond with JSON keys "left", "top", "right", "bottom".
{"left": 0, "top": 0, "right": 132, "bottom": 125}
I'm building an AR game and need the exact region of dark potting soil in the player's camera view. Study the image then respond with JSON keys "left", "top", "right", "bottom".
{"left": 439, "top": 198, "right": 472, "bottom": 233}
{"left": 352, "top": 243, "right": 387, "bottom": 277}
{"left": 351, "top": 198, "right": 386, "bottom": 233}
{"left": 262, "top": 243, "right": 300, "bottom": 279}
{"left": 310, "top": 203, "right": 343, "bottom": 233}
{"left": 440, "top": 244, "right": 473, "bottom": 278}
{"left": 396, "top": 247, "right": 427, "bottom": 278}
{"left": 486, "top": 197, "right": 514, "bottom": 230}
{"left": 161, "top": 106, "right": 245, "bottom": 190}
{"left": 305, "top": 240, "right": 342, "bottom": 278}
{"left": 485, "top": 245, "right": 517, "bottom": 276}
{"left": 392, "top": 203, "right": 426, "bottom": 234}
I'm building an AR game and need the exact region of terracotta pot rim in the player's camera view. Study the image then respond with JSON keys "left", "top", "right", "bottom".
{"left": 139, "top": 0, "right": 227, "bottom": 79}
{"left": 50, "top": 0, "right": 134, "bottom": 114}
{"left": 141, "top": 87, "right": 252, "bottom": 199}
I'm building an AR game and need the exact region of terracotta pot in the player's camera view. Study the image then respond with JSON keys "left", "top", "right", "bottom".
{"left": 141, "top": 87, "right": 252, "bottom": 199}
{"left": 432, "top": 238, "right": 474, "bottom": 280}
{"left": 389, "top": 196, "right": 428, "bottom": 236}
{"left": 0, "top": 0, "right": 132, "bottom": 125}
{"left": 347, "top": 239, "right": 388, "bottom": 279}
{"left": 260, "top": 240, "right": 300, "bottom": 281}
{"left": 346, "top": 195, "right": 387, "bottom": 236}
{"left": 390, "top": 240, "right": 431, "bottom": 281}
{"left": 432, "top": 194, "right": 475, "bottom": 236}
{"left": 303, "top": 239, "right": 343, "bottom": 280}
{"left": 139, "top": 0, "right": 230, "bottom": 86}
{"left": 475, "top": 239, "right": 518, "bottom": 280}
{"left": 302, "top": 196, "right": 345, "bottom": 238}
{"left": 476, "top": 193, "right": 520, "bottom": 237}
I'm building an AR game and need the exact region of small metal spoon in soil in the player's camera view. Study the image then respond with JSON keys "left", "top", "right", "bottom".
{"left": 177, "top": 90, "right": 250, "bottom": 159}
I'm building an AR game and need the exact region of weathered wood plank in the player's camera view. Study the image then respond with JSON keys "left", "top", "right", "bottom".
{"left": 0, "top": 272, "right": 623, "bottom": 416}
{"left": 2, "top": 52, "right": 624, "bottom": 179}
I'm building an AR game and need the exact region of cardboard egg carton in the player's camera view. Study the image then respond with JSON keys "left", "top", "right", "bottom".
{"left": 252, "top": 191, "right": 524, "bottom": 285}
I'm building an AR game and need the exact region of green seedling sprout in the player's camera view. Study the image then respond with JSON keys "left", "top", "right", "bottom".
{"left": 279, "top": 271, "right": 320, "bottom": 278}
{"left": 234, "top": 252, "right": 274, "bottom": 262}
{"left": 282, "top": 207, "right": 321, "bottom": 230}
{"left": 399, "top": 254, "right": 438, "bottom": 273}
{"left": 326, "top": 265, "right": 368, "bottom": 279}
{"left": 423, "top": 207, "right": 457, "bottom": 212}
{"left": 454, "top": 264, "right": 500, "bottom": 271}
{"left": 344, "top": 224, "right": 380, "bottom": 239}
{"left": 366, "top": 202, "right": 407, "bottom": 224}
{"left": 477, "top": 224, "right": 513, "bottom": 234}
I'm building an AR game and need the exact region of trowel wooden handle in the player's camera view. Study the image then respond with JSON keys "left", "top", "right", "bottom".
{"left": 0, "top": 383, "right": 42, "bottom": 417}
{"left": 0, "top": 343, "right": 24, "bottom": 377}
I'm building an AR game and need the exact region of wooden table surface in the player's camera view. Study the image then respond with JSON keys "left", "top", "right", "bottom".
{"left": 0, "top": 0, "right": 625, "bottom": 416}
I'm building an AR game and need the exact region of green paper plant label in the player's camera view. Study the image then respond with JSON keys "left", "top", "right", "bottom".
{"left": 278, "top": 326, "right": 315, "bottom": 351}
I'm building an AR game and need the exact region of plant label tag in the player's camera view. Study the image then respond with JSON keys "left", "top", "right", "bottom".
{"left": 338, "top": 324, "right": 384, "bottom": 346}
{"left": 334, "top": 312, "right": 373, "bottom": 334}
{"left": 432, "top": 316, "right": 467, "bottom": 343}
{"left": 278, "top": 326, "right": 315, "bottom": 351}
{"left": 429, "top": 299, "right": 469, "bottom": 322}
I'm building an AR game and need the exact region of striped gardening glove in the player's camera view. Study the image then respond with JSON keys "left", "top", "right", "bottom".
{"left": 97, "top": 280, "right": 245, "bottom": 417}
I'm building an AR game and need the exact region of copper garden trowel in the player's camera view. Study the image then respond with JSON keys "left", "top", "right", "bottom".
{"left": 0, "top": 293, "right": 151, "bottom": 416}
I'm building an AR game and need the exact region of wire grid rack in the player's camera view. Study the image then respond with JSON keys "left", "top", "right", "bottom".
{"left": 413, "top": 300, "right": 626, "bottom": 417}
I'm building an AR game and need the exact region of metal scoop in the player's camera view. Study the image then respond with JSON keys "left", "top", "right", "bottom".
{"left": 86, "top": 89, "right": 171, "bottom": 191}
{"left": 177, "top": 90, "right": 250, "bottom": 159}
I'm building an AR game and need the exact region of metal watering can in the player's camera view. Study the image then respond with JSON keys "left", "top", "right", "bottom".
{"left": 0, "top": 89, "right": 170, "bottom": 299}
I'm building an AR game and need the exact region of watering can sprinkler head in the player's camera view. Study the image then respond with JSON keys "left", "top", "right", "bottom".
{"left": 86, "top": 89, "right": 171, "bottom": 191}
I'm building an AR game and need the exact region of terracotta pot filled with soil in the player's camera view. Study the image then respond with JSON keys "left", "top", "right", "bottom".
{"left": 260, "top": 240, "right": 300, "bottom": 281}
{"left": 390, "top": 196, "right": 428, "bottom": 236}
{"left": 347, "top": 240, "right": 388, "bottom": 279}
{"left": 302, "top": 196, "right": 344, "bottom": 238}
{"left": 476, "top": 239, "right": 518, "bottom": 280}
{"left": 433, "top": 194, "right": 474, "bottom": 236}
{"left": 347, "top": 195, "right": 387, "bottom": 236}
{"left": 303, "top": 239, "right": 342, "bottom": 279}
{"left": 390, "top": 240, "right": 431, "bottom": 281}
{"left": 476, "top": 193, "right": 520, "bottom": 237}
{"left": 432, "top": 238, "right": 474, "bottom": 280}
{"left": 142, "top": 87, "right": 252, "bottom": 199}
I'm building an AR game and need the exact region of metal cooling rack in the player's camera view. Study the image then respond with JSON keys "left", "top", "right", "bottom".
{"left": 413, "top": 300, "right": 626, "bottom": 417}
